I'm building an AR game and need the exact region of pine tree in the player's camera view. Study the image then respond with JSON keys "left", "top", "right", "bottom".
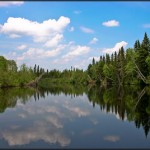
{"left": 141, "top": 32, "right": 150, "bottom": 53}
{"left": 111, "top": 53, "right": 114, "bottom": 63}
{"left": 106, "top": 53, "right": 110, "bottom": 64}
{"left": 134, "top": 40, "right": 141, "bottom": 51}
{"left": 34, "top": 64, "right": 36, "bottom": 74}
{"left": 100, "top": 56, "right": 103, "bottom": 62}
{"left": 114, "top": 52, "right": 117, "bottom": 63}
{"left": 92, "top": 57, "right": 95, "bottom": 65}
{"left": 102, "top": 55, "right": 106, "bottom": 63}
{"left": 136, "top": 33, "right": 150, "bottom": 77}
{"left": 47, "top": 69, "right": 49, "bottom": 74}
{"left": 37, "top": 65, "right": 39, "bottom": 76}
{"left": 137, "top": 40, "right": 141, "bottom": 49}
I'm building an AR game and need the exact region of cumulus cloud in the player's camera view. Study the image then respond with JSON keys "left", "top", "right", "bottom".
{"left": 89, "top": 37, "right": 98, "bottom": 44}
{"left": 44, "top": 34, "right": 63, "bottom": 48}
{"left": 62, "top": 45, "right": 90, "bottom": 62}
{"left": 102, "top": 41, "right": 128, "bottom": 54}
{"left": 102, "top": 20, "right": 119, "bottom": 27}
{"left": 17, "top": 45, "right": 65, "bottom": 61}
{"left": 9, "top": 34, "right": 21, "bottom": 38}
{"left": 0, "top": 1, "right": 24, "bottom": 7}
{"left": 104, "top": 135, "right": 120, "bottom": 142}
{"left": 0, "top": 16, "right": 70, "bottom": 43}
{"left": 73, "top": 56, "right": 100, "bottom": 69}
{"left": 80, "top": 26, "right": 94, "bottom": 34}
{"left": 17, "top": 44, "right": 27, "bottom": 50}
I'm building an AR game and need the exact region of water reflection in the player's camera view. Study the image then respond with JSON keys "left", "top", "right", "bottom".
{"left": 87, "top": 85, "right": 150, "bottom": 137}
{"left": 0, "top": 85, "right": 150, "bottom": 148}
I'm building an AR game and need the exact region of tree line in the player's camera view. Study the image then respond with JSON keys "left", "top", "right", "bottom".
{"left": 0, "top": 32, "right": 150, "bottom": 87}
{"left": 87, "top": 32, "right": 150, "bottom": 86}
{"left": 41, "top": 32, "right": 150, "bottom": 86}
{"left": 0, "top": 56, "right": 45, "bottom": 87}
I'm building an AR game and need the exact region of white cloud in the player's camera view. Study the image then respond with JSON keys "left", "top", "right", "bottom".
{"left": 44, "top": 34, "right": 63, "bottom": 48}
{"left": 1, "top": 122, "right": 70, "bottom": 147}
{"left": 102, "top": 41, "right": 128, "bottom": 54}
{"left": 9, "top": 34, "right": 21, "bottom": 38}
{"left": 46, "top": 116, "right": 63, "bottom": 128}
{"left": 65, "top": 106, "right": 90, "bottom": 117}
{"left": 104, "top": 135, "right": 120, "bottom": 142}
{"left": 88, "top": 56, "right": 100, "bottom": 62}
{"left": 143, "top": 24, "right": 150, "bottom": 28}
{"left": 17, "top": 44, "right": 27, "bottom": 50}
{"left": 17, "top": 45, "right": 65, "bottom": 61}
{"left": 62, "top": 45, "right": 90, "bottom": 62}
{"left": 0, "top": 16, "right": 70, "bottom": 43}
{"left": 80, "top": 26, "right": 94, "bottom": 34}
{"left": 89, "top": 37, "right": 98, "bottom": 44}
{"left": 73, "top": 10, "right": 82, "bottom": 14}
{"left": 102, "top": 20, "right": 119, "bottom": 27}
{"left": 72, "top": 56, "right": 100, "bottom": 70}
{"left": 0, "top": 1, "right": 24, "bottom": 7}
{"left": 69, "top": 26, "right": 74, "bottom": 32}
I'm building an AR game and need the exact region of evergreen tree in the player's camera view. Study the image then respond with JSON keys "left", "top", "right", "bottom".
{"left": 34, "top": 64, "right": 36, "bottom": 74}
{"left": 100, "top": 56, "right": 103, "bottom": 62}
{"left": 106, "top": 53, "right": 110, "bottom": 64}
{"left": 111, "top": 54, "right": 114, "bottom": 63}
{"left": 136, "top": 33, "right": 150, "bottom": 77}
{"left": 141, "top": 32, "right": 150, "bottom": 53}
{"left": 92, "top": 57, "right": 95, "bottom": 65}
{"left": 37, "top": 65, "right": 40, "bottom": 76}
{"left": 114, "top": 51, "right": 117, "bottom": 63}
{"left": 102, "top": 55, "right": 106, "bottom": 63}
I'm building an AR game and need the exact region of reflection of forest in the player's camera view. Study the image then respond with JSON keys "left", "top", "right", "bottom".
{"left": 0, "top": 87, "right": 35, "bottom": 113}
{"left": 0, "top": 85, "right": 150, "bottom": 137}
{"left": 87, "top": 85, "right": 150, "bottom": 137}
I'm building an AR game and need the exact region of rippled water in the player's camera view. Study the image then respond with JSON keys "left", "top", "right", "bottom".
{"left": 0, "top": 85, "right": 150, "bottom": 148}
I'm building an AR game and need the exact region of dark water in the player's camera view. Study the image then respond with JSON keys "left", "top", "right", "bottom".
{"left": 0, "top": 84, "right": 150, "bottom": 148}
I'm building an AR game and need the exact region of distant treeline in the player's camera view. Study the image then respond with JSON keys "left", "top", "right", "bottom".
{"left": 40, "top": 32, "right": 150, "bottom": 86}
{"left": 0, "top": 32, "right": 150, "bottom": 87}
{"left": 0, "top": 57, "right": 45, "bottom": 87}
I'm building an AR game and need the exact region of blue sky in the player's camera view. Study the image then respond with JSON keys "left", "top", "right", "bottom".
{"left": 0, "top": 1, "right": 150, "bottom": 71}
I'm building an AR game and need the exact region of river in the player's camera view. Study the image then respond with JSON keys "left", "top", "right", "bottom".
{"left": 0, "top": 84, "right": 150, "bottom": 148}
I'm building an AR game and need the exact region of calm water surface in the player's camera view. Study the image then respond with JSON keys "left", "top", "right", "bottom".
{"left": 0, "top": 85, "right": 150, "bottom": 148}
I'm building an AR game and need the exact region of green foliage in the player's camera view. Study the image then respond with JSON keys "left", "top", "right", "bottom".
{"left": 0, "top": 57, "right": 36, "bottom": 88}
{"left": 86, "top": 32, "right": 150, "bottom": 85}
{"left": 1, "top": 32, "right": 150, "bottom": 87}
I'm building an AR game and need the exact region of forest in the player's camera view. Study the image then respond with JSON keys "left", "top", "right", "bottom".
{"left": 0, "top": 32, "right": 150, "bottom": 88}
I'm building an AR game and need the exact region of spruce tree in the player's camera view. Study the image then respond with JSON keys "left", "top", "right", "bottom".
{"left": 37, "top": 65, "right": 39, "bottom": 76}
{"left": 106, "top": 53, "right": 110, "bottom": 64}
{"left": 136, "top": 33, "right": 150, "bottom": 77}
{"left": 34, "top": 64, "right": 36, "bottom": 74}
{"left": 92, "top": 57, "right": 95, "bottom": 65}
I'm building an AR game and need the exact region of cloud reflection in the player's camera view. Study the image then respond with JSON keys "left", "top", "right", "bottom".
{"left": 104, "top": 135, "right": 120, "bottom": 142}
{"left": 0, "top": 94, "right": 91, "bottom": 147}
{"left": 1, "top": 121, "right": 70, "bottom": 147}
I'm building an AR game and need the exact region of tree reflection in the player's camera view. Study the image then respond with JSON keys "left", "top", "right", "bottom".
{"left": 0, "top": 87, "right": 35, "bottom": 112}
{"left": 87, "top": 85, "right": 150, "bottom": 137}
{"left": 0, "top": 85, "right": 150, "bottom": 137}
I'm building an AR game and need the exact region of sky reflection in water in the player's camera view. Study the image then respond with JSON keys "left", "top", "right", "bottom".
{"left": 0, "top": 86, "right": 150, "bottom": 148}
